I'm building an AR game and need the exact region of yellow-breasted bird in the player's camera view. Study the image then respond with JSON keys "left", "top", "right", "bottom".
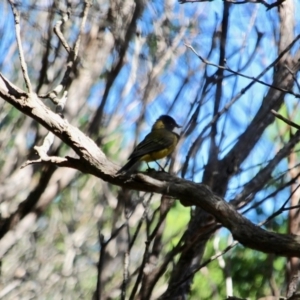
{"left": 117, "top": 115, "right": 181, "bottom": 174}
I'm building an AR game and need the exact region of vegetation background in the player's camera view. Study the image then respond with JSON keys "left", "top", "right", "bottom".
{"left": 0, "top": 0, "right": 300, "bottom": 299}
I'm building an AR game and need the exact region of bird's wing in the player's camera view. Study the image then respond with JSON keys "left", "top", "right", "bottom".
{"left": 128, "top": 130, "right": 175, "bottom": 160}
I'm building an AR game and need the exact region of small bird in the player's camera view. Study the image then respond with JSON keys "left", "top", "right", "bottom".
{"left": 117, "top": 115, "right": 181, "bottom": 174}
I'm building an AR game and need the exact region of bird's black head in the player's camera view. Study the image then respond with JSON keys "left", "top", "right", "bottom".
{"left": 153, "top": 115, "right": 181, "bottom": 131}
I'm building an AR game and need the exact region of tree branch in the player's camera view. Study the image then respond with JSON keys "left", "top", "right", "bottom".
{"left": 271, "top": 109, "right": 300, "bottom": 130}
{"left": 185, "top": 37, "right": 300, "bottom": 98}
{"left": 8, "top": 0, "right": 32, "bottom": 93}
{"left": 1, "top": 73, "right": 300, "bottom": 257}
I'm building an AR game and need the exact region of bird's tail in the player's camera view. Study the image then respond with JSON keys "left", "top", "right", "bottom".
{"left": 117, "top": 157, "right": 140, "bottom": 175}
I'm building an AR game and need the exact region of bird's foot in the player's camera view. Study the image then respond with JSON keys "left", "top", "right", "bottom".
{"left": 154, "top": 161, "right": 167, "bottom": 172}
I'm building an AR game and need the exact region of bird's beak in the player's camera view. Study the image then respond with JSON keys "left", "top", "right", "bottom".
{"left": 175, "top": 123, "right": 182, "bottom": 128}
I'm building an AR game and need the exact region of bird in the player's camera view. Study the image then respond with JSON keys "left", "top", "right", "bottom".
{"left": 117, "top": 115, "right": 181, "bottom": 174}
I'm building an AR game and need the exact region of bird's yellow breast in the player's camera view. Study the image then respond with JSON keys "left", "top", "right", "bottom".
{"left": 140, "top": 137, "right": 178, "bottom": 162}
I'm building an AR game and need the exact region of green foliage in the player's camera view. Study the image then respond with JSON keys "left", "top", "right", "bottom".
{"left": 230, "top": 245, "right": 285, "bottom": 298}
{"left": 164, "top": 202, "right": 190, "bottom": 245}
{"left": 189, "top": 239, "right": 286, "bottom": 299}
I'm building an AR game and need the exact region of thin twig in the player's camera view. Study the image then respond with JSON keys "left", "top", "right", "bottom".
{"left": 285, "top": 64, "right": 300, "bottom": 92}
{"left": 54, "top": 12, "right": 71, "bottom": 53}
{"left": 259, "top": 183, "right": 300, "bottom": 227}
{"left": 185, "top": 38, "right": 300, "bottom": 98}
{"left": 95, "top": 232, "right": 105, "bottom": 300}
{"left": 94, "top": 223, "right": 126, "bottom": 300}
{"left": 271, "top": 110, "right": 300, "bottom": 130}
{"left": 129, "top": 240, "right": 151, "bottom": 300}
{"left": 182, "top": 35, "right": 300, "bottom": 177}
{"left": 41, "top": 1, "right": 91, "bottom": 103}
{"left": 8, "top": 0, "right": 32, "bottom": 93}
{"left": 129, "top": 194, "right": 153, "bottom": 250}
{"left": 180, "top": 0, "right": 286, "bottom": 11}
{"left": 74, "top": 0, "right": 91, "bottom": 58}
{"left": 169, "top": 239, "right": 239, "bottom": 290}
{"left": 121, "top": 221, "right": 130, "bottom": 300}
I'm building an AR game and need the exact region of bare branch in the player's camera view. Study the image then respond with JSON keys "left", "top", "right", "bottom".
{"left": 8, "top": 0, "right": 32, "bottom": 93}
{"left": 53, "top": 12, "right": 71, "bottom": 54}
{"left": 232, "top": 131, "right": 300, "bottom": 208}
{"left": 185, "top": 38, "right": 300, "bottom": 98}
{"left": 271, "top": 109, "right": 300, "bottom": 130}
{"left": 180, "top": 0, "right": 286, "bottom": 11}
{"left": 74, "top": 0, "right": 91, "bottom": 58}
{"left": 95, "top": 224, "right": 126, "bottom": 300}
{"left": 42, "top": 2, "right": 91, "bottom": 103}
{"left": 169, "top": 240, "right": 239, "bottom": 292}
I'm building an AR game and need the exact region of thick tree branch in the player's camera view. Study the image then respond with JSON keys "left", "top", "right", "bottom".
{"left": 1, "top": 74, "right": 300, "bottom": 257}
